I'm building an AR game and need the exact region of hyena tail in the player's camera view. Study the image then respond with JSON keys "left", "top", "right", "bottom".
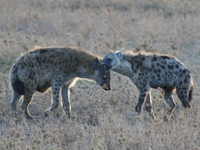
{"left": 188, "top": 82, "right": 194, "bottom": 103}
{"left": 11, "top": 75, "right": 25, "bottom": 95}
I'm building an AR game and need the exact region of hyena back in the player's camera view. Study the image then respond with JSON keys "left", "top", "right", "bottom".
{"left": 10, "top": 47, "right": 111, "bottom": 119}
{"left": 102, "top": 48, "right": 194, "bottom": 120}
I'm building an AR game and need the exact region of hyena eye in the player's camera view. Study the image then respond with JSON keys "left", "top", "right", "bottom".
{"left": 107, "top": 58, "right": 112, "bottom": 62}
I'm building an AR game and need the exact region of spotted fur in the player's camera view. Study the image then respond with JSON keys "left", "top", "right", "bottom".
{"left": 102, "top": 48, "right": 194, "bottom": 120}
{"left": 10, "top": 47, "right": 111, "bottom": 119}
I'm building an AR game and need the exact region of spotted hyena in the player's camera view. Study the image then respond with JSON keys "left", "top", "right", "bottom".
{"left": 102, "top": 48, "right": 193, "bottom": 120}
{"left": 10, "top": 47, "right": 111, "bottom": 119}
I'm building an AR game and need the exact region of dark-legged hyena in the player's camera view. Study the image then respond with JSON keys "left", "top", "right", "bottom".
{"left": 102, "top": 48, "right": 194, "bottom": 120}
{"left": 10, "top": 47, "right": 111, "bottom": 119}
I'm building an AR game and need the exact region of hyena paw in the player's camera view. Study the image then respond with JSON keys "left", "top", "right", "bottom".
{"left": 183, "top": 102, "right": 192, "bottom": 109}
{"left": 25, "top": 114, "right": 33, "bottom": 120}
{"left": 12, "top": 111, "right": 17, "bottom": 118}
{"left": 150, "top": 113, "right": 155, "bottom": 119}
{"left": 135, "top": 105, "right": 142, "bottom": 113}
{"left": 44, "top": 109, "right": 54, "bottom": 117}
{"left": 64, "top": 111, "right": 71, "bottom": 119}
{"left": 145, "top": 105, "right": 152, "bottom": 112}
{"left": 44, "top": 112, "right": 49, "bottom": 117}
{"left": 62, "top": 109, "right": 71, "bottom": 119}
{"left": 164, "top": 115, "right": 171, "bottom": 122}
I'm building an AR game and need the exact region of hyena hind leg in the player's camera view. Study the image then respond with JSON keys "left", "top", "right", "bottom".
{"left": 44, "top": 80, "right": 61, "bottom": 117}
{"left": 10, "top": 91, "right": 23, "bottom": 116}
{"left": 163, "top": 87, "right": 176, "bottom": 121}
{"left": 144, "top": 91, "right": 155, "bottom": 119}
{"left": 21, "top": 91, "right": 35, "bottom": 119}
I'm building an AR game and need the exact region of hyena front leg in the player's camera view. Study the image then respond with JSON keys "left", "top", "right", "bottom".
{"left": 144, "top": 91, "right": 155, "bottom": 119}
{"left": 163, "top": 87, "right": 176, "bottom": 121}
{"left": 61, "top": 84, "right": 71, "bottom": 118}
{"left": 44, "top": 79, "right": 61, "bottom": 117}
{"left": 135, "top": 87, "right": 150, "bottom": 114}
{"left": 61, "top": 79, "right": 77, "bottom": 119}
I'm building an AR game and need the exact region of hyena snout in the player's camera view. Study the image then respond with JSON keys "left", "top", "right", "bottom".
{"left": 98, "top": 65, "right": 111, "bottom": 91}
{"left": 102, "top": 70, "right": 111, "bottom": 91}
{"left": 102, "top": 83, "right": 111, "bottom": 91}
{"left": 96, "top": 76, "right": 111, "bottom": 91}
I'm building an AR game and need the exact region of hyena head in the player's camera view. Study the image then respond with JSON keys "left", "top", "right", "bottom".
{"left": 102, "top": 48, "right": 124, "bottom": 71}
{"left": 93, "top": 58, "right": 111, "bottom": 91}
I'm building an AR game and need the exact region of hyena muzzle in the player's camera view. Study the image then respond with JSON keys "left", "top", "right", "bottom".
{"left": 10, "top": 47, "right": 111, "bottom": 119}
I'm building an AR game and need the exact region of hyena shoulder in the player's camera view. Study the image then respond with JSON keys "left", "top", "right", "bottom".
{"left": 129, "top": 51, "right": 153, "bottom": 69}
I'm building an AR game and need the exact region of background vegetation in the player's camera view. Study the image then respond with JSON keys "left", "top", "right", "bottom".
{"left": 0, "top": 0, "right": 200, "bottom": 149}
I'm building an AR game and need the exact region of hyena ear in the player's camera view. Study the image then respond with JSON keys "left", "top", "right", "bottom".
{"left": 92, "top": 58, "right": 101, "bottom": 69}
{"left": 115, "top": 48, "right": 124, "bottom": 60}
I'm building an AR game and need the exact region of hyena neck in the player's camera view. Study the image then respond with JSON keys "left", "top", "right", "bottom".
{"left": 76, "top": 59, "right": 96, "bottom": 80}
{"left": 113, "top": 56, "right": 132, "bottom": 77}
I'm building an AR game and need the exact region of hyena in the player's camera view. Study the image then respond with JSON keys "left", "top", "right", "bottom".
{"left": 10, "top": 47, "right": 111, "bottom": 119}
{"left": 102, "top": 48, "right": 193, "bottom": 120}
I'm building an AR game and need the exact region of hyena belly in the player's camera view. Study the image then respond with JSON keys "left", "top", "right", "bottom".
{"left": 150, "top": 68, "right": 179, "bottom": 89}
{"left": 36, "top": 81, "right": 51, "bottom": 93}
{"left": 35, "top": 70, "right": 55, "bottom": 93}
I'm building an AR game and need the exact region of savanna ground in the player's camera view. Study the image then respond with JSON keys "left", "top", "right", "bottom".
{"left": 0, "top": 0, "right": 200, "bottom": 149}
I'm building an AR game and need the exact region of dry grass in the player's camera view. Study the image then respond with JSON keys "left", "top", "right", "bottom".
{"left": 0, "top": 0, "right": 200, "bottom": 149}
